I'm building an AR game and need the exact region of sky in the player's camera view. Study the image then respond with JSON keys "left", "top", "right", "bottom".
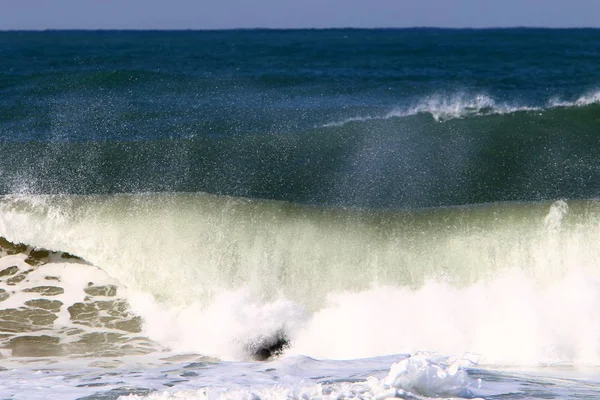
{"left": 1, "top": 0, "right": 600, "bottom": 30}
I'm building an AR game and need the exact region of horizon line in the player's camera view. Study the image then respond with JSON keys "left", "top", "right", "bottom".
{"left": 1, "top": 26, "right": 600, "bottom": 32}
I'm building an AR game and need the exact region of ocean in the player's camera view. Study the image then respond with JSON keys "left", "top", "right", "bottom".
{"left": 1, "top": 28, "right": 600, "bottom": 399}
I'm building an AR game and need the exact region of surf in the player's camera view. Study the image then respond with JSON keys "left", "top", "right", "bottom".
{"left": 1, "top": 193, "right": 600, "bottom": 364}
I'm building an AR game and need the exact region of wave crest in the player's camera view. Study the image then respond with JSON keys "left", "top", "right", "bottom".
{"left": 323, "top": 89, "right": 600, "bottom": 127}
{"left": 549, "top": 90, "right": 600, "bottom": 108}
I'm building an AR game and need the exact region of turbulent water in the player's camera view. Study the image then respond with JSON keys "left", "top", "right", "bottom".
{"left": 1, "top": 28, "right": 600, "bottom": 399}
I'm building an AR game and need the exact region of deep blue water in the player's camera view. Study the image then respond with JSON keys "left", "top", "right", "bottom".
{"left": 1, "top": 29, "right": 599, "bottom": 208}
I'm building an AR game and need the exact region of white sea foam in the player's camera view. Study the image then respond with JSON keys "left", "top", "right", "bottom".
{"left": 120, "top": 354, "right": 481, "bottom": 400}
{"left": 287, "top": 268, "right": 600, "bottom": 365}
{"left": 130, "top": 266, "right": 600, "bottom": 366}
{"left": 399, "top": 93, "right": 538, "bottom": 122}
{"left": 549, "top": 89, "right": 600, "bottom": 108}
{"left": 321, "top": 89, "right": 600, "bottom": 127}
{"left": 2, "top": 195, "right": 600, "bottom": 365}
{"left": 129, "top": 289, "right": 305, "bottom": 360}
{"left": 321, "top": 93, "right": 539, "bottom": 127}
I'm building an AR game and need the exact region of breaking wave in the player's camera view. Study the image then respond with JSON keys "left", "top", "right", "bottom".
{"left": 323, "top": 89, "right": 600, "bottom": 126}
{"left": 2, "top": 194, "right": 600, "bottom": 365}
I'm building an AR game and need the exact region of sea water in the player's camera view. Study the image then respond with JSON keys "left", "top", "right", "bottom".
{"left": 1, "top": 29, "right": 600, "bottom": 399}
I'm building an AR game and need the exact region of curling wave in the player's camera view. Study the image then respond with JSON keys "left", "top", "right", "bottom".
{"left": 2, "top": 194, "right": 600, "bottom": 364}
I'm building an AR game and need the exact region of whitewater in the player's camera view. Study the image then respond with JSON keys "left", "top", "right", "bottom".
{"left": 3, "top": 192, "right": 600, "bottom": 398}
{"left": 322, "top": 89, "right": 600, "bottom": 126}
{"left": 2, "top": 28, "right": 600, "bottom": 399}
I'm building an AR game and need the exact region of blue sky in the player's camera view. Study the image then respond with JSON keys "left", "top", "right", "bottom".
{"left": 1, "top": 0, "right": 600, "bottom": 30}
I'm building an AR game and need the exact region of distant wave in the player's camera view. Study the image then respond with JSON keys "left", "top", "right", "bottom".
{"left": 322, "top": 90, "right": 600, "bottom": 127}
{"left": 549, "top": 90, "right": 600, "bottom": 108}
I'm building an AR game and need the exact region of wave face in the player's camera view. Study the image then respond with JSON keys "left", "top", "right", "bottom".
{"left": 1, "top": 101, "right": 600, "bottom": 208}
{"left": 2, "top": 194, "right": 600, "bottom": 365}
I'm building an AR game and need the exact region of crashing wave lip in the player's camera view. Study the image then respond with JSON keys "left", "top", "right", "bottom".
{"left": 0, "top": 236, "right": 86, "bottom": 266}
{"left": 397, "top": 94, "right": 541, "bottom": 122}
{"left": 548, "top": 90, "right": 600, "bottom": 108}
{"left": 320, "top": 90, "right": 600, "bottom": 127}
{"left": 319, "top": 94, "right": 541, "bottom": 127}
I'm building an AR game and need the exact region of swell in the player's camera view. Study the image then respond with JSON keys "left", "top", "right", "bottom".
{"left": 1, "top": 103, "right": 599, "bottom": 208}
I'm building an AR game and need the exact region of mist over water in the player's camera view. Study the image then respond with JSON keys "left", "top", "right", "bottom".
{"left": 2, "top": 99, "right": 600, "bottom": 208}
